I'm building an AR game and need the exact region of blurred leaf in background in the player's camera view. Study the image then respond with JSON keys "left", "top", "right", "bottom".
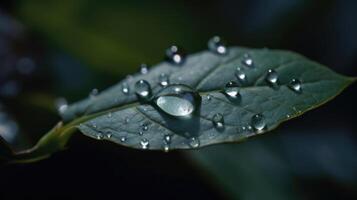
{"left": 17, "top": 0, "right": 210, "bottom": 75}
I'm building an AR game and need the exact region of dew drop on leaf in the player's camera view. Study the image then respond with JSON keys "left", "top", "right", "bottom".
{"left": 159, "top": 73, "right": 169, "bottom": 87}
{"left": 242, "top": 53, "right": 254, "bottom": 67}
{"left": 266, "top": 69, "right": 279, "bottom": 86}
{"left": 163, "top": 143, "right": 170, "bottom": 152}
{"left": 154, "top": 84, "right": 201, "bottom": 117}
{"left": 120, "top": 136, "right": 127, "bottom": 143}
{"left": 289, "top": 78, "right": 302, "bottom": 93}
{"left": 107, "top": 112, "right": 112, "bottom": 118}
{"left": 140, "top": 138, "right": 149, "bottom": 149}
{"left": 224, "top": 81, "right": 240, "bottom": 99}
{"left": 164, "top": 135, "right": 171, "bottom": 144}
{"left": 165, "top": 45, "right": 185, "bottom": 65}
{"left": 121, "top": 82, "right": 130, "bottom": 95}
{"left": 96, "top": 133, "right": 103, "bottom": 140}
{"left": 235, "top": 67, "right": 247, "bottom": 84}
{"left": 106, "top": 132, "right": 112, "bottom": 139}
{"left": 89, "top": 88, "right": 99, "bottom": 98}
{"left": 55, "top": 97, "right": 68, "bottom": 114}
{"left": 251, "top": 114, "right": 266, "bottom": 132}
{"left": 212, "top": 113, "right": 225, "bottom": 129}
{"left": 139, "top": 63, "right": 149, "bottom": 74}
{"left": 188, "top": 137, "right": 200, "bottom": 148}
{"left": 135, "top": 80, "right": 152, "bottom": 99}
{"left": 141, "top": 123, "right": 149, "bottom": 131}
{"left": 208, "top": 36, "right": 227, "bottom": 55}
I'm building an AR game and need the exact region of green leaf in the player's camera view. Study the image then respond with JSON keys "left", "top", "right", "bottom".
{"left": 4, "top": 47, "right": 355, "bottom": 162}
{"left": 61, "top": 47, "right": 354, "bottom": 151}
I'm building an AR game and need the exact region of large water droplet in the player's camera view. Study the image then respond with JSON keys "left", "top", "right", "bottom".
{"left": 165, "top": 45, "right": 185, "bottom": 65}
{"left": 121, "top": 82, "right": 130, "bottom": 95}
{"left": 208, "top": 36, "right": 227, "bottom": 55}
{"left": 251, "top": 114, "right": 266, "bottom": 132}
{"left": 266, "top": 69, "right": 278, "bottom": 86}
{"left": 242, "top": 54, "right": 254, "bottom": 67}
{"left": 159, "top": 73, "right": 169, "bottom": 87}
{"left": 188, "top": 137, "right": 200, "bottom": 148}
{"left": 140, "top": 138, "right": 149, "bottom": 149}
{"left": 289, "top": 79, "right": 302, "bottom": 93}
{"left": 212, "top": 113, "right": 224, "bottom": 129}
{"left": 154, "top": 84, "right": 201, "bottom": 117}
{"left": 235, "top": 67, "right": 247, "bottom": 84}
{"left": 135, "top": 80, "right": 152, "bottom": 99}
{"left": 140, "top": 63, "right": 149, "bottom": 74}
{"left": 224, "top": 81, "right": 240, "bottom": 99}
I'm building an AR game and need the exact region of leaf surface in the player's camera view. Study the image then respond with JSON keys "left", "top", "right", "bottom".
{"left": 59, "top": 47, "right": 354, "bottom": 151}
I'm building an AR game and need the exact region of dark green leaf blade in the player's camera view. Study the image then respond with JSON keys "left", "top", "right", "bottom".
{"left": 61, "top": 47, "right": 354, "bottom": 151}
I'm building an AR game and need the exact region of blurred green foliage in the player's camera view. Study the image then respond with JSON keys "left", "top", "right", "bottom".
{"left": 18, "top": 0, "right": 209, "bottom": 75}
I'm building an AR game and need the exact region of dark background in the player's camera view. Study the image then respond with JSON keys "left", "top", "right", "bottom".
{"left": 0, "top": 0, "right": 356, "bottom": 199}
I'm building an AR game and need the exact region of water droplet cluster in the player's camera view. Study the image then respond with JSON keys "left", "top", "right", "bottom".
{"left": 81, "top": 36, "right": 307, "bottom": 151}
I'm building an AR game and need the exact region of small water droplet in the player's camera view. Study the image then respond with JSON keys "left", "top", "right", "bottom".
{"left": 224, "top": 81, "right": 240, "bottom": 99}
{"left": 188, "top": 137, "right": 200, "bottom": 148}
{"left": 142, "top": 123, "right": 149, "bottom": 131}
{"left": 120, "top": 136, "right": 127, "bottom": 142}
{"left": 55, "top": 98, "right": 68, "bottom": 114}
{"left": 107, "top": 112, "right": 112, "bottom": 118}
{"left": 208, "top": 36, "right": 227, "bottom": 55}
{"left": 154, "top": 84, "right": 201, "bottom": 117}
{"left": 140, "top": 138, "right": 149, "bottom": 149}
{"left": 242, "top": 54, "right": 254, "bottom": 67}
{"left": 135, "top": 80, "right": 152, "bottom": 99}
{"left": 121, "top": 82, "right": 130, "bottom": 95}
{"left": 106, "top": 132, "right": 112, "bottom": 139}
{"left": 89, "top": 88, "right": 99, "bottom": 98}
{"left": 165, "top": 45, "right": 185, "bottom": 65}
{"left": 96, "top": 133, "right": 103, "bottom": 140}
{"left": 140, "top": 63, "right": 149, "bottom": 74}
{"left": 251, "top": 114, "right": 266, "bottom": 132}
{"left": 92, "top": 123, "right": 97, "bottom": 129}
{"left": 164, "top": 135, "right": 172, "bottom": 144}
{"left": 159, "top": 73, "right": 169, "bottom": 87}
{"left": 289, "top": 79, "right": 302, "bottom": 93}
{"left": 212, "top": 113, "right": 224, "bottom": 129}
{"left": 163, "top": 144, "right": 170, "bottom": 152}
{"left": 266, "top": 69, "right": 279, "bottom": 86}
{"left": 235, "top": 67, "right": 247, "bottom": 83}
{"left": 206, "top": 95, "right": 212, "bottom": 101}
